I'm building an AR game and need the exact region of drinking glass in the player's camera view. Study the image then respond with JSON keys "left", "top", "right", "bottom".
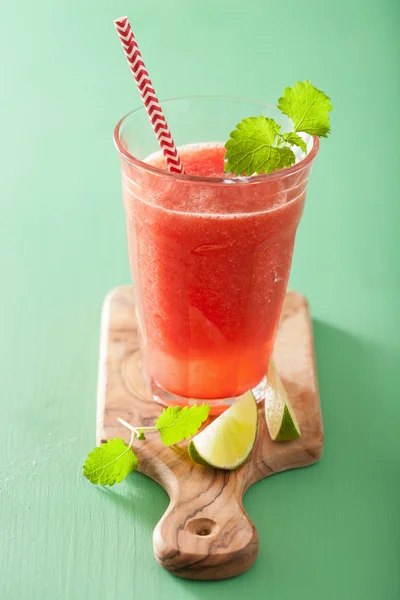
{"left": 114, "top": 96, "right": 319, "bottom": 413}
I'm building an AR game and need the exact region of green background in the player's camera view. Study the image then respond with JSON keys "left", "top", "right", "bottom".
{"left": 1, "top": 0, "right": 399, "bottom": 598}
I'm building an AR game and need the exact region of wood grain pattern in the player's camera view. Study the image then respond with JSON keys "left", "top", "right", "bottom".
{"left": 97, "top": 286, "right": 323, "bottom": 580}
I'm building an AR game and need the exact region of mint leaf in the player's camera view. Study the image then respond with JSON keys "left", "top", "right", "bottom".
{"left": 275, "top": 145, "right": 297, "bottom": 170}
{"left": 83, "top": 404, "right": 210, "bottom": 486}
{"left": 223, "top": 81, "right": 332, "bottom": 177}
{"left": 83, "top": 438, "right": 138, "bottom": 485}
{"left": 225, "top": 116, "right": 295, "bottom": 175}
{"left": 282, "top": 132, "right": 307, "bottom": 154}
{"left": 278, "top": 80, "right": 332, "bottom": 137}
{"left": 156, "top": 404, "right": 210, "bottom": 446}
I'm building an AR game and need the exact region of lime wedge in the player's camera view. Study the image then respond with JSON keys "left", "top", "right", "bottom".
{"left": 188, "top": 391, "right": 258, "bottom": 470}
{"left": 265, "top": 359, "right": 301, "bottom": 441}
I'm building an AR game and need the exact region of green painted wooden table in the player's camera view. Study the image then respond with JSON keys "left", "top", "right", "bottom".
{"left": 1, "top": 0, "right": 399, "bottom": 598}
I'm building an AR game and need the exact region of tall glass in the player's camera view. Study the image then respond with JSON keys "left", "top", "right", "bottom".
{"left": 114, "top": 96, "right": 319, "bottom": 413}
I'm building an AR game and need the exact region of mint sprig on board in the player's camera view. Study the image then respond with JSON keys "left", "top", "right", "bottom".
{"left": 83, "top": 438, "right": 139, "bottom": 486}
{"left": 83, "top": 404, "right": 210, "bottom": 486}
{"left": 224, "top": 80, "right": 332, "bottom": 176}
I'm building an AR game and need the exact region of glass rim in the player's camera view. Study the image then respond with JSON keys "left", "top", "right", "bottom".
{"left": 113, "top": 94, "right": 320, "bottom": 185}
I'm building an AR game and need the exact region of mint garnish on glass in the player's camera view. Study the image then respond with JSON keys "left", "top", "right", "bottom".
{"left": 224, "top": 80, "right": 332, "bottom": 176}
{"left": 83, "top": 404, "right": 210, "bottom": 486}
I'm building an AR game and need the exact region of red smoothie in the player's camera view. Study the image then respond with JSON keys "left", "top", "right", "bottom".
{"left": 122, "top": 143, "right": 309, "bottom": 400}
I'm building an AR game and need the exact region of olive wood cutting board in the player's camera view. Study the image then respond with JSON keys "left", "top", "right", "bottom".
{"left": 96, "top": 286, "right": 323, "bottom": 580}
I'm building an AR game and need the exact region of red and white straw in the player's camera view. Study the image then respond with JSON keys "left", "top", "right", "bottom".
{"left": 114, "top": 16, "right": 184, "bottom": 174}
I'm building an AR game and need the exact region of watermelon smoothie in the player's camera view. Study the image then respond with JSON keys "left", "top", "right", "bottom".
{"left": 114, "top": 97, "right": 319, "bottom": 411}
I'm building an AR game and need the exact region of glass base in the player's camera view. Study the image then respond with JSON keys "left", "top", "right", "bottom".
{"left": 150, "top": 376, "right": 267, "bottom": 416}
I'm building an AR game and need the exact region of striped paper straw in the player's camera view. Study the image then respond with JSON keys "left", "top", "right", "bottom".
{"left": 114, "top": 16, "right": 184, "bottom": 174}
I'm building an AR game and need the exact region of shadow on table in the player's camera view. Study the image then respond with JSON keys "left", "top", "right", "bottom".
{"left": 97, "top": 471, "right": 169, "bottom": 528}
{"left": 312, "top": 318, "right": 397, "bottom": 459}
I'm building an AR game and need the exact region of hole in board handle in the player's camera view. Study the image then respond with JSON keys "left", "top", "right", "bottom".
{"left": 186, "top": 518, "right": 219, "bottom": 537}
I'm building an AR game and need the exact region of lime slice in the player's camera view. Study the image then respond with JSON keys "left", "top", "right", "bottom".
{"left": 188, "top": 391, "right": 258, "bottom": 470}
{"left": 265, "top": 359, "right": 301, "bottom": 441}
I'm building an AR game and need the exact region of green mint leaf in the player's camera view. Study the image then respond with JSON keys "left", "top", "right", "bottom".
{"left": 225, "top": 116, "right": 295, "bottom": 175}
{"left": 282, "top": 132, "right": 307, "bottom": 154}
{"left": 83, "top": 438, "right": 138, "bottom": 486}
{"left": 156, "top": 404, "right": 210, "bottom": 446}
{"left": 137, "top": 431, "right": 146, "bottom": 441}
{"left": 278, "top": 80, "right": 332, "bottom": 137}
{"left": 275, "top": 145, "right": 297, "bottom": 170}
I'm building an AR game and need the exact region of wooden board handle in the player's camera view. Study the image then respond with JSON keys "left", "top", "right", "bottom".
{"left": 152, "top": 468, "right": 258, "bottom": 580}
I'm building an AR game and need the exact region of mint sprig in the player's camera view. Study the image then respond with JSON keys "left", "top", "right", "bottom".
{"left": 278, "top": 80, "right": 332, "bottom": 137}
{"left": 83, "top": 403, "right": 210, "bottom": 486}
{"left": 224, "top": 117, "right": 296, "bottom": 176}
{"left": 83, "top": 438, "right": 138, "bottom": 486}
{"left": 156, "top": 404, "right": 210, "bottom": 446}
{"left": 224, "top": 80, "right": 332, "bottom": 176}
